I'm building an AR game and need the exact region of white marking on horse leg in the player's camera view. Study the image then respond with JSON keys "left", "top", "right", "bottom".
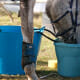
{"left": 24, "top": 63, "right": 39, "bottom": 80}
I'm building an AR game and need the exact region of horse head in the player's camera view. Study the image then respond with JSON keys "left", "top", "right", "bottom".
{"left": 46, "top": 0, "right": 80, "bottom": 44}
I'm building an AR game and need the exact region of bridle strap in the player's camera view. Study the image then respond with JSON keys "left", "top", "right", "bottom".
{"left": 51, "top": 10, "right": 70, "bottom": 23}
{"left": 50, "top": 10, "right": 70, "bottom": 35}
{"left": 74, "top": 0, "right": 78, "bottom": 31}
{"left": 70, "top": 0, "right": 74, "bottom": 25}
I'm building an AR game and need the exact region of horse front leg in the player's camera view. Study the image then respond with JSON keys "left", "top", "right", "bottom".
{"left": 20, "top": 0, "right": 39, "bottom": 80}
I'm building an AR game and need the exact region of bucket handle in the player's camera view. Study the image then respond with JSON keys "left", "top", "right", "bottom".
{"left": 34, "top": 27, "right": 58, "bottom": 42}
{"left": 38, "top": 31, "right": 56, "bottom": 42}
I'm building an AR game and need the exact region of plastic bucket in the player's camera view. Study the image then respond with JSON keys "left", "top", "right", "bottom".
{"left": 33, "top": 27, "right": 44, "bottom": 62}
{"left": 54, "top": 41, "right": 80, "bottom": 77}
{"left": 0, "top": 25, "right": 23, "bottom": 75}
{"left": 0, "top": 26, "right": 44, "bottom": 75}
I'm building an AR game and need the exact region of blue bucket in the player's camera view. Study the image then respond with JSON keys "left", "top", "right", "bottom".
{"left": 0, "top": 26, "right": 44, "bottom": 75}
{"left": 54, "top": 41, "right": 80, "bottom": 77}
{"left": 33, "top": 27, "right": 44, "bottom": 62}
{"left": 23, "top": 27, "right": 44, "bottom": 65}
{"left": 0, "top": 25, "right": 23, "bottom": 75}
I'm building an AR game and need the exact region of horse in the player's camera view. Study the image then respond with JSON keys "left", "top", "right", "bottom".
{"left": 20, "top": 0, "right": 39, "bottom": 80}
{"left": 46, "top": 0, "right": 80, "bottom": 44}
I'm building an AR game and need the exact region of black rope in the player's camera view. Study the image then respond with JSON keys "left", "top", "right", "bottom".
{"left": 56, "top": 26, "right": 73, "bottom": 37}
{"left": 38, "top": 32, "right": 56, "bottom": 42}
{"left": 72, "top": 0, "right": 78, "bottom": 33}
{"left": 34, "top": 28, "right": 56, "bottom": 42}
{"left": 44, "top": 29, "right": 56, "bottom": 37}
{"left": 75, "top": 0, "right": 78, "bottom": 27}
{"left": 50, "top": 21, "right": 56, "bottom": 34}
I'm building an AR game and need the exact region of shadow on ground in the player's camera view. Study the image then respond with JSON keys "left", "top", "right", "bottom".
{"left": 37, "top": 70, "right": 80, "bottom": 80}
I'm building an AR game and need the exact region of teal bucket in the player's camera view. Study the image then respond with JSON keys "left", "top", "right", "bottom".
{"left": 54, "top": 41, "right": 80, "bottom": 77}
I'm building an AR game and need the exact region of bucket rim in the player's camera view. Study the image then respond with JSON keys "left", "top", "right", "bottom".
{"left": 54, "top": 42, "right": 80, "bottom": 48}
{"left": 0, "top": 25, "right": 21, "bottom": 28}
{"left": 34, "top": 27, "right": 45, "bottom": 32}
{"left": 0, "top": 25, "right": 21, "bottom": 32}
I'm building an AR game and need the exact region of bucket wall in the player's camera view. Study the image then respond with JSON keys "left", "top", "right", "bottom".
{"left": 0, "top": 26, "right": 44, "bottom": 75}
{"left": 0, "top": 26, "right": 23, "bottom": 75}
{"left": 33, "top": 27, "right": 44, "bottom": 63}
{"left": 54, "top": 42, "right": 80, "bottom": 77}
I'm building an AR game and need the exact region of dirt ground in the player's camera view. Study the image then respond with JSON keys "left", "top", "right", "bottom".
{"left": 37, "top": 71, "right": 80, "bottom": 80}
{"left": 0, "top": 71, "right": 80, "bottom": 80}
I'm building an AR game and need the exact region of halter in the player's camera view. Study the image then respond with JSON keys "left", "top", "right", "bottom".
{"left": 51, "top": 0, "right": 79, "bottom": 40}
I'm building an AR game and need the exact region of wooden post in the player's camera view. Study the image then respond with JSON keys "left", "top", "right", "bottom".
{"left": 20, "top": 0, "right": 39, "bottom": 80}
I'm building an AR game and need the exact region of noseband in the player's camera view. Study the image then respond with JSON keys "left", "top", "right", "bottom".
{"left": 51, "top": 0, "right": 79, "bottom": 41}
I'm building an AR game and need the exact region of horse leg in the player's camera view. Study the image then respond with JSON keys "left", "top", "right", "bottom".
{"left": 20, "top": 0, "right": 39, "bottom": 80}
